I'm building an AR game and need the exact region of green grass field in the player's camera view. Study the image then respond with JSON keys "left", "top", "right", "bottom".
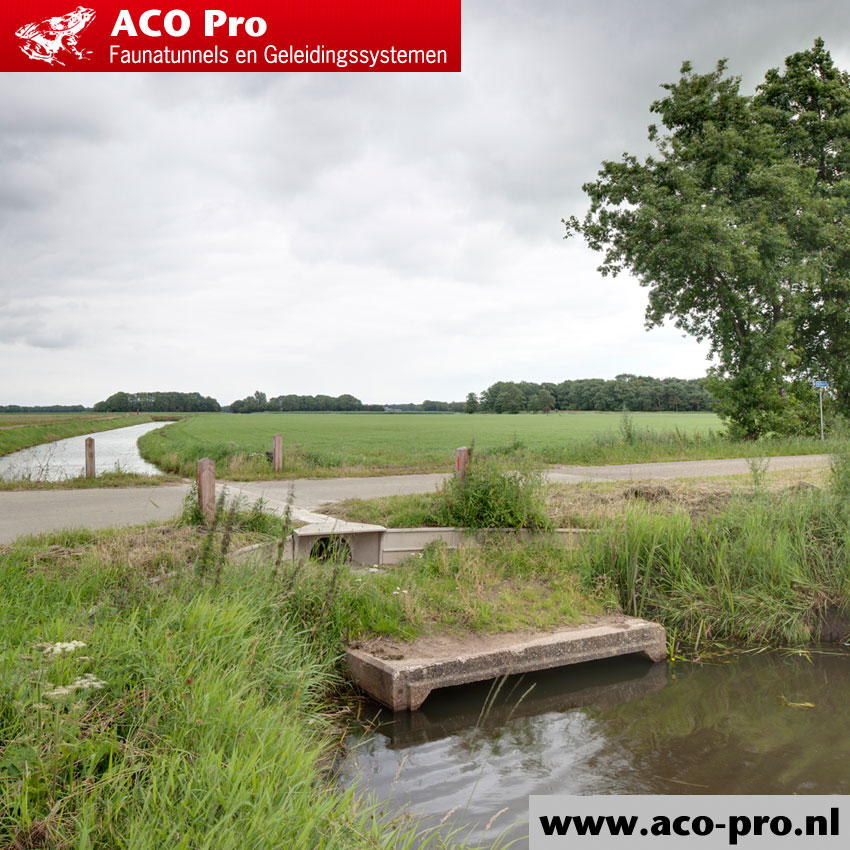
{"left": 138, "top": 411, "right": 839, "bottom": 479}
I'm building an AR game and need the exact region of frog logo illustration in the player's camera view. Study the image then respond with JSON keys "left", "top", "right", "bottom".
{"left": 16, "top": 6, "right": 96, "bottom": 66}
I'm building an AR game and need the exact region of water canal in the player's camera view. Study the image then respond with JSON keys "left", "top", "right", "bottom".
{"left": 340, "top": 649, "right": 850, "bottom": 847}
{"left": 0, "top": 421, "right": 165, "bottom": 481}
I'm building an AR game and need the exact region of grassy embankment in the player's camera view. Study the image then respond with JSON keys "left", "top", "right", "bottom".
{"left": 329, "top": 454, "right": 850, "bottom": 648}
{"left": 0, "top": 414, "right": 181, "bottom": 490}
{"left": 0, "top": 488, "right": 584, "bottom": 848}
{"left": 3, "top": 455, "right": 850, "bottom": 844}
{"left": 0, "top": 471, "right": 181, "bottom": 492}
{"left": 138, "top": 411, "right": 840, "bottom": 479}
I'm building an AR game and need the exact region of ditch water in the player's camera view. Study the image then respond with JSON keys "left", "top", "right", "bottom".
{"left": 340, "top": 649, "right": 850, "bottom": 848}
{"left": 0, "top": 421, "right": 165, "bottom": 481}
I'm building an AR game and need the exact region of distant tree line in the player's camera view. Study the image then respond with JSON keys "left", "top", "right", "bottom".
{"left": 470, "top": 375, "right": 715, "bottom": 414}
{"left": 0, "top": 405, "right": 88, "bottom": 413}
{"left": 93, "top": 392, "right": 221, "bottom": 412}
{"left": 229, "top": 390, "right": 384, "bottom": 413}
{"left": 86, "top": 376, "right": 712, "bottom": 417}
{"left": 386, "top": 401, "right": 467, "bottom": 412}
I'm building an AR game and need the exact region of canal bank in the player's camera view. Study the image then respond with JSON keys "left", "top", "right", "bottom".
{"left": 341, "top": 648, "right": 850, "bottom": 847}
{"left": 4, "top": 466, "right": 850, "bottom": 848}
{"left": 0, "top": 421, "right": 167, "bottom": 481}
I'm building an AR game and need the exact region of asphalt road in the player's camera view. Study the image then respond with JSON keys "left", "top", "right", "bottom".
{"left": 0, "top": 453, "right": 832, "bottom": 543}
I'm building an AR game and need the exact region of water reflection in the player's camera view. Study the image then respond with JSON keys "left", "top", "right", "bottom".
{"left": 341, "top": 650, "right": 850, "bottom": 848}
{"left": 0, "top": 422, "right": 166, "bottom": 481}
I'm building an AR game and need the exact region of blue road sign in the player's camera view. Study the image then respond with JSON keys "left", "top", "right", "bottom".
{"left": 815, "top": 381, "right": 829, "bottom": 388}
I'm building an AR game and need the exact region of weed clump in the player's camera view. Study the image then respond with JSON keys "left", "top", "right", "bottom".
{"left": 437, "top": 451, "right": 550, "bottom": 529}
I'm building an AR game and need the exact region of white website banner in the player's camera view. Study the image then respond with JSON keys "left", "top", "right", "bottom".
{"left": 530, "top": 795, "right": 845, "bottom": 849}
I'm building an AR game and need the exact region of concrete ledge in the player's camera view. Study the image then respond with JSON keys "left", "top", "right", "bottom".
{"left": 346, "top": 615, "right": 667, "bottom": 711}
{"left": 382, "top": 660, "right": 669, "bottom": 747}
{"left": 380, "top": 527, "right": 589, "bottom": 565}
{"left": 293, "top": 521, "right": 385, "bottom": 564}
{"left": 232, "top": 525, "right": 592, "bottom": 567}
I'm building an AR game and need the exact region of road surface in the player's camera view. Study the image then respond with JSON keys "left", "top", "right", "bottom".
{"left": 0, "top": 453, "right": 831, "bottom": 543}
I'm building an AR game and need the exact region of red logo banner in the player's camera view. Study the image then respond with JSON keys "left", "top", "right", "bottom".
{"left": 1, "top": 0, "right": 460, "bottom": 71}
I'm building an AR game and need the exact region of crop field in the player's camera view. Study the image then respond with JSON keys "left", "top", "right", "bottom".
{"left": 138, "top": 410, "right": 839, "bottom": 479}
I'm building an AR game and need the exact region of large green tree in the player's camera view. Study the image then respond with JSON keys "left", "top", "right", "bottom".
{"left": 566, "top": 40, "right": 850, "bottom": 437}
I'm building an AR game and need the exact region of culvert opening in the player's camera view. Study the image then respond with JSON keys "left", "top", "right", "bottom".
{"left": 309, "top": 535, "right": 352, "bottom": 563}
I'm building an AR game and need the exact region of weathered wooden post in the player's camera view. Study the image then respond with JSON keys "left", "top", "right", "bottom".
{"left": 84, "top": 437, "right": 95, "bottom": 478}
{"left": 455, "top": 446, "right": 469, "bottom": 481}
{"left": 272, "top": 434, "right": 283, "bottom": 472}
{"left": 197, "top": 458, "right": 216, "bottom": 521}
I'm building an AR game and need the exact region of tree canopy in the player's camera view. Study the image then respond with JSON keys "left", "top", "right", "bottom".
{"left": 566, "top": 40, "right": 850, "bottom": 437}
{"left": 477, "top": 375, "right": 714, "bottom": 413}
{"left": 93, "top": 391, "right": 220, "bottom": 412}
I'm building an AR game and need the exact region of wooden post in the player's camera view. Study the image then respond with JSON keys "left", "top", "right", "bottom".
{"left": 197, "top": 458, "right": 216, "bottom": 521}
{"left": 273, "top": 434, "right": 283, "bottom": 472}
{"left": 85, "top": 437, "right": 95, "bottom": 478}
{"left": 455, "top": 446, "right": 469, "bottom": 480}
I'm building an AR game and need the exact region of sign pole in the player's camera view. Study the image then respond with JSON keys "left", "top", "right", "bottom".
{"left": 814, "top": 381, "right": 828, "bottom": 441}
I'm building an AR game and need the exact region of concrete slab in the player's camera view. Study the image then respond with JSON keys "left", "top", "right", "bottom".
{"left": 381, "top": 660, "right": 670, "bottom": 748}
{"left": 379, "top": 527, "right": 590, "bottom": 565}
{"left": 233, "top": 525, "right": 593, "bottom": 567}
{"left": 346, "top": 615, "right": 667, "bottom": 711}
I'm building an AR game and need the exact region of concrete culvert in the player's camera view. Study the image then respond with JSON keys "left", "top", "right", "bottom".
{"left": 309, "top": 535, "right": 352, "bottom": 563}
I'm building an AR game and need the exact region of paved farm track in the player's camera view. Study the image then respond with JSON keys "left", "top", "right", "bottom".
{"left": 0, "top": 454, "right": 831, "bottom": 543}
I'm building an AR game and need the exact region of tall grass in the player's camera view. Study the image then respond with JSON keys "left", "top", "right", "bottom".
{"left": 573, "top": 456, "right": 850, "bottom": 647}
{"left": 0, "top": 529, "right": 505, "bottom": 848}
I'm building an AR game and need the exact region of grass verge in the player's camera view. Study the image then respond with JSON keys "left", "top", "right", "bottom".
{"left": 0, "top": 471, "right": 180, "bottom": 491}
{"left": 0, "top": 521, "right": 519, "bottom": 849}
{"left": 572, "top": 466, "right": 850, "bottom": 650}
{"left": 326, "top": 469, "right": 827, "bottom": 529}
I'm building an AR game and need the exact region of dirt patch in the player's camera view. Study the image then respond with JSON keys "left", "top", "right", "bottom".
{"left": 546, "top": 470, "right": 827, "bottom": 527}
{"left": 4, "top": 819, "right": 66, "bottom": 850}
{"left": 622, "top": 482, "right": 673, "bottom": 501}
{"left": 9, "top": 522, "right": 281, "bottom": 578}
{"left": 19, "top": 525, "right": 205, "bottom": 577}
{"left": 350, "top": 613, "right": 631, "bottom": 662}
{"left": 546, "top": 480, "right": 737, "bottom": 526}
{"left": 819, "top": 603, "right": 850, "bottom": 643}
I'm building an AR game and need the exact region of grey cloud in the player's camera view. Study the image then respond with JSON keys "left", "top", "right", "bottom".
{"left": 1, "top": 2, "right": 848, "bottom": 403}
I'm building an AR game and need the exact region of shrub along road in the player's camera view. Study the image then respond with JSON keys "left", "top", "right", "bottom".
{"left": 0, "top": 454, "right": 831, "bottom": 542}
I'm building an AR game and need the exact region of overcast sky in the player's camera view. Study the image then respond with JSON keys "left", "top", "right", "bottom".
{"left": 3, "top": 1, "right": 850, "bottom": 406}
